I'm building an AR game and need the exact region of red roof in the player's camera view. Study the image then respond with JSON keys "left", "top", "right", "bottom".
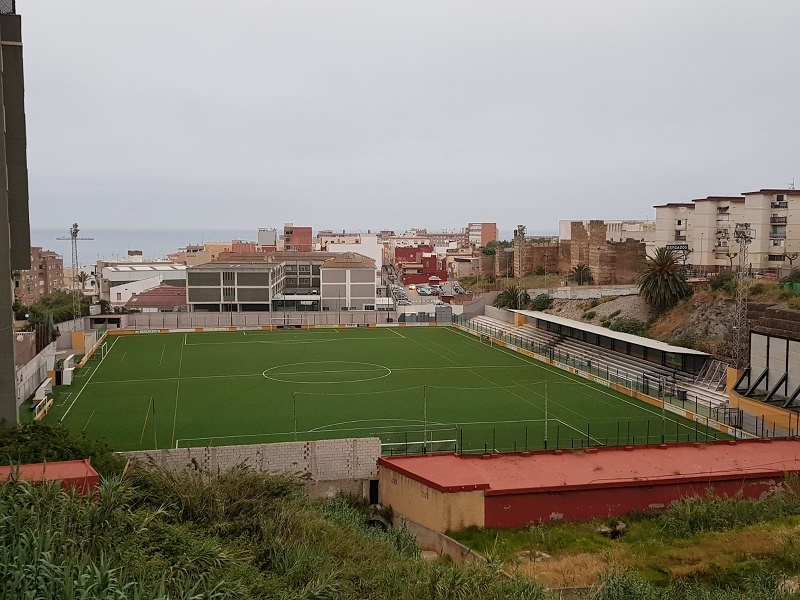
{"left": 378, "top": 439, "right": 800, "bottom": 496}
{"left": 0, "top": 459, "right": 100, "bottom": 493}
{"left": 126, "top": 283, "right": 187, "bottom": 309}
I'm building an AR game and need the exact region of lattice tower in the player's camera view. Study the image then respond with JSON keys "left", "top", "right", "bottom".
{"left": 732, "top": 223, "right": 754, "bottom": 369}
{"left": 56, "top": 223, "right": 93, "bottom": 330}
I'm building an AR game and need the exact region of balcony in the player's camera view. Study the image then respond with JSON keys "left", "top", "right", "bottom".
{"left": 769, "top": 232, "right": 787, "bottom": 240}
{"left": 771, "top": 202, "right": 789, "bottom": 209}
{"left": 770, "top": 216, "right": 788, "bottom": 224}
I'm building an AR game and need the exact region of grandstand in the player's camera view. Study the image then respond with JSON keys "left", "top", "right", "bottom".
{"left": 464, "top": 311, "right": 731, "bottom": 411}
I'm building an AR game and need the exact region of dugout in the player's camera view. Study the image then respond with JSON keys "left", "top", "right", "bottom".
{"left": 378, "top": 438, "right": 800, "bottom": 532}
{"left": 515, "top": 310, "right": 708, "bottom": 375}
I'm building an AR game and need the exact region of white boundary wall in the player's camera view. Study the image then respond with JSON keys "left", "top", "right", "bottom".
{"left": 125, "top": 437, "right": 381, "bottom": 499}
{"left": 14, "top": 342, "right": 57, "bottom": 407}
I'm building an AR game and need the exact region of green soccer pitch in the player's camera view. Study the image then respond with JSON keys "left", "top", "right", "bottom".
{"left": 40, "top": 326, "right": 725, "bottom": 453}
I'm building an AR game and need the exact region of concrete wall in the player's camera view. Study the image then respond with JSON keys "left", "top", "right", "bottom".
{"left": 379, "top": 467, "right": 484, "bottom": 533}
{"left": 125, "top": 437, "right": 381, "bottom": 499}
{"left": 483, "top": 473, "right": 792, "bottom": 527}
{"left": 14, "top": 342, "right": 57, "bottom": 407}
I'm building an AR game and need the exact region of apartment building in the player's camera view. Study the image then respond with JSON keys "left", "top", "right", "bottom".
{"left": 467, "top": 222, "right": 499, "bottom": 247}
{"left": 14, "top": 247, "right": 64, "bottom": 305}
{"left": 283, "top": 222, "right": 313, "bottom": 252}
{"left": 654, "top": 190, "right": 800, "bottom": 273}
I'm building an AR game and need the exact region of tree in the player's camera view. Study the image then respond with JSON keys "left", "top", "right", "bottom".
{"left": 493, "top": 284, "right": 530, "bottom": 310}
{"left": 724, "top": 251, "right": 738, "bottom": 271}
{"left": 638, "top": 247, "right": 692, "bottom": 312}
{"left": 76, "top": 270, "right": 89, "bottom": 288}
{"left": 530, "top": 293, "right": 553, "bottom": 311}
{"left": 571, "top": 264, "right": 593, "bottom": 286}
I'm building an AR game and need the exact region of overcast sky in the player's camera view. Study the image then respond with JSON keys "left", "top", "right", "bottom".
{"left": 21, "top": 1, "right": 800, "bottom": 235}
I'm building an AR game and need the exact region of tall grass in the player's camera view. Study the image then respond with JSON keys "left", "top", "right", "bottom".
{"left": 1, "top": 465, "right": 553, "bottom": 599}
{"left": 661, "top": 475, "right": 800, "bottom": 536}
{"left": 595, "top": 571, "right": 795, "bottom": 600}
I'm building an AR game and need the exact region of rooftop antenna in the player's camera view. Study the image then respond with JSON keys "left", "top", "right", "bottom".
{"left": 56, "top": 223, "right": 94, "bottom": 329}
{"left": 789, "top": 178, "right": 796, "bottom": 190}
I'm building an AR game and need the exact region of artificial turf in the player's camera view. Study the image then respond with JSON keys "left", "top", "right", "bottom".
{"left": 40, "top": 326, "right": 724, "bottom": 452}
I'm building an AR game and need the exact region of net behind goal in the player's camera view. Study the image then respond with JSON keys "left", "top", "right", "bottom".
{"left": 270, "top": 316, "right": 308, "bottom": 327}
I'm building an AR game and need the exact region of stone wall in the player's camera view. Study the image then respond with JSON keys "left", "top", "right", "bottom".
{"left": 125, "top": 437, "right": 381, "bottom": 499}
{"left": 749, "top": 303, "right": 800, "bottom": 341}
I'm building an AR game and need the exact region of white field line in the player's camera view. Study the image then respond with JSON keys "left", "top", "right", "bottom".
{"left": 174, "top": 418, "right": 549, "bottom": 448}
{"left": 444, "top": 326, "right": 691, "bottom": 430}
{"left": 159, "top": 346, "right": 166, "bottom": 366}
{"left": 388, "top": 328, "right": 405, "bottom": 338}
{"left": 60, "top": 336, "right": 121, "bottom": 422}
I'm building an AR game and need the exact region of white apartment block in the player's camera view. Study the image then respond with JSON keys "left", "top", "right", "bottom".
{"left": 654, "top": 189, "right": 800, "bottom": 273}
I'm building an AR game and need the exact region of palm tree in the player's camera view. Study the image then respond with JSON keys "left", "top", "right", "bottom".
{"left": 571, "top": 264, "right": 593, "bottom": 286}
{"left": 724, "top": 251, "right": 738, "bottom": 271}
{"left": 493, "top": 284, "right": 530, "bottom": 310}
{"left": 638, "top": 247, "right": 692, "bottom": 312}
{"left": 76, "top": 270, "right": 89, "bottom": 289}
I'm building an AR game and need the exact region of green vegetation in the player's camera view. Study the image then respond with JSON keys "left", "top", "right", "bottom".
{"left": 529, "top": 293, "right": 553, "bottom": 312}
{"left": 709, "top": 272, "right": 737, "bottom": 295}
{"left": 493, "top": 284, "right": 531, "bottom": 310}
{"left": 481, "top": 239, "right": 513, "bottom": 255}
{"left": 638, "top": 247, "right": 692, "bottom": 313}
{"left": 43, "top": 327, "right": 722, "bottom": 452}
{"left": 452, "top": 479, "right": 800, "bottom": 596}
{"left": 570, "top": 263, "right": 593, "bottom": 286}
{"left": 0, "top": 465, "right": 551, "bottom": 599}
{"left": 609, "top": 318, "right": 649, "bottom": 337}
{"left": 583, "top": 311, "right": 596, "bottom": 320}
{"left": 0, "top": 422, "right": 125, "bottom": 477}
{"left": 781, "top": 268, "right": 800, "bottom": 284}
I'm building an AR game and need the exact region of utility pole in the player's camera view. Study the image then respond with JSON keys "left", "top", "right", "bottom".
{"left": 515, "top": 225, "right": 526, "bottom": 308}
{"left": 732, "top": 223, "right": 754, "bottom": 369}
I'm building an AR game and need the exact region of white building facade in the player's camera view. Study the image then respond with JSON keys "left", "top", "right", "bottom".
{"left": 653, "top": 189, "right": 800, "bottom": 273}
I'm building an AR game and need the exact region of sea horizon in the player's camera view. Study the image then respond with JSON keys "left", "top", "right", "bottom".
{"left": 30, "top": 227, "right": 556, "bottom": 264}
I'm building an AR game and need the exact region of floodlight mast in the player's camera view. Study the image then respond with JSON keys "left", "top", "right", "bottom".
{"left": 56, "top": 223, "right": 93, "bottom": 330}
{"left": 731, "top": 223, "right": 754, "bottom": 369}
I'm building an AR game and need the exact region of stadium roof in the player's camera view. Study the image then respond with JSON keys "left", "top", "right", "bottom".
{"left": 514, "top": 310, "right": 709, "bottom": 356}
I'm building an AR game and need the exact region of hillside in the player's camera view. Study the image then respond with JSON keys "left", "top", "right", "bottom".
{"left": 544, "top": 280, "right": 800, "bottom": 357}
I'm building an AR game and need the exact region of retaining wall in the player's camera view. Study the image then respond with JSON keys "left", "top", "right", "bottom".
{"left": 125, "top": 437, "right": 381, "bottom": 499}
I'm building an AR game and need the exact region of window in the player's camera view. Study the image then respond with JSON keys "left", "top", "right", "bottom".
{"left": 116, "top": 293, "right": 122, "bottom": 301}
{"left": 768, "top": 254, "right": 785, "bottom": 262}
{"left": 222, "top": 271, "right": 235, "bottom": 285}
{"left": 364, "top": 304, "right": 375, "bottom": 311}
{"left": 777, "top": 194, "right": 785, "bottom": 202}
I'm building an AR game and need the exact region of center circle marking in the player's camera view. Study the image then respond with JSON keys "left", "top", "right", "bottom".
{"left": 262, "top": 361, "right": 392, "bottom": 384}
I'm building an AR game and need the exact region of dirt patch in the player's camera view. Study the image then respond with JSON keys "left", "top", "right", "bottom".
{"left": 516, "top": 550, "right": 629, "bottom": 588}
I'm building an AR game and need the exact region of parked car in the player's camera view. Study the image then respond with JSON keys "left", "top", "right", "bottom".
{"left": 397, "top": 300, "right": 411, "bottom": 306}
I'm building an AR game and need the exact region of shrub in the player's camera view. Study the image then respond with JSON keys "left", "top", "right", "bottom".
{"left": 600, "top": 320, "right": 611, "bottom": 328}
{"left": 530, "top": 293, "right": 553, "bottom": 311}
{"left": 609, "top": 318, "right": 649, "bottom": 337}
{"left": 708, "top": 272, "right": 737, "bottom": 295}
{"left": 749, "top": 282, "right": 766, "bottom": 295}
{"left": 583, "top": 311, "right": 596, "bottom": 320}
{"left": 778, "top": 288, "right": 799, "bottom": 302}
{"left": 0, "top": 422, "right": 124, "bottom": 476}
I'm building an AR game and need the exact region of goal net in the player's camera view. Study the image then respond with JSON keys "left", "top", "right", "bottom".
{"left": 100, "top": 342, "right": 109, "bottom": 359}
{"left": 270, "top": 315, "right": 308, "bottom": 327}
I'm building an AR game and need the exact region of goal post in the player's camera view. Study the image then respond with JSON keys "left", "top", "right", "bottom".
{"left": 269, "top": 315, "right": 308, "bottom": 327}
{"left": 100, "top": 341, "right": 109, "bottom": 359}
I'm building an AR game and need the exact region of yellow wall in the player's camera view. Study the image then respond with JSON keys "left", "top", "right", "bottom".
{"left": 379, "top": 467, "right": 484, "bottom": 533}
{"left": 514, "top": 312, "right": 528, "bottom": 326}
{"left": 71, "top": 331, "right": 85, "bottom": 352}
{"left": 728, "top": 368, "right": 796, "bottom": 431}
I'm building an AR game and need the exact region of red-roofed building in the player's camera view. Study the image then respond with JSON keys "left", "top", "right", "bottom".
{"left": 125, "top": 283, "right": 187, "bottom": 312}
{"left": 378, "top": 439, "right": 800, "bottom": 532}
{"left": 394, "top": 245, "right": 448, "bottom": 285}
{"left": 0, "top": 459, "right": 100, "bottom": 494}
